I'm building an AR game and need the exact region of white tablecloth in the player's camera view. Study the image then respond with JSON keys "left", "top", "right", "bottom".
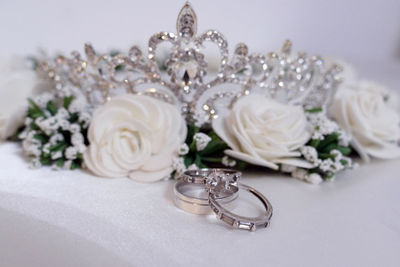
{"left": 1, "top": 141, "right": 399, "bottom": 267}
{"left": 1, "top": 59, "right": 400, "bottom": 267}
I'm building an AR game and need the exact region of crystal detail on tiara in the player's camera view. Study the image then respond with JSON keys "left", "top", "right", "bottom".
{"left": 36, "top": 2, "right": 341, "bottom": 126}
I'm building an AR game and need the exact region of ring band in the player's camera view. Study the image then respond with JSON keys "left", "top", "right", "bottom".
{"left": 208, "top": 183, "right": 273, "bottom": 231}
{"left": 174, "top": 180, "right": 239, "bottom": 215}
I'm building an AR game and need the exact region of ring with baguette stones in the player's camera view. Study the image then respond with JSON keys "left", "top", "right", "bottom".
{"left": 208, "top": 182, "right": 273, "bottom": 232}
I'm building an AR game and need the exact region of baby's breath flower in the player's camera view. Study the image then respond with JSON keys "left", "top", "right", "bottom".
{"left": 33, "top": 93, "right": 53, "bottom": 108}
{"left": 71, "top": 132, "right": 84, "bottom": 147}
{"left": 49, "top": 133, "right": 64, "bottom": 145}
{"left": 172, "top": 157, "right": 186, "bottom": 177}
{"left": 51, "top": 151, "right": 62, "bottom": 160}
{"left": 178, "top": 143, "right": 189, "bottom": 155}
{"left": 78, "top": 112, "right": 91, "bottom": 128}
{"left": 193, "top": 132, "right": 211, "bottom": 151}
{"left": 19, "top": 95, "right": 90, "bottom": 170}
{"left": 56, "top": 108, "right": 69, "bottom": 119}
{"left": 65, "top": 147, "right": 78, "bottom": 160}
{"left": 222, "top": 156, "right": 236, "bottom": 167}
{"left": 187, "top": 163, "right": 199, "bottom": 170}
{"left": 69, "top": 123, "right": 81, "bottom": 133}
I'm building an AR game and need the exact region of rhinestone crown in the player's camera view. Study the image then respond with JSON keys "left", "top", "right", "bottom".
{"left": 36, "top": 2, "right": 341, "bottom": 126}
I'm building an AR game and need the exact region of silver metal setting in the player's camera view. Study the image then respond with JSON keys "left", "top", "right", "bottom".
{"left": 179, "top": 168, "right": 241, "bottom": 185}
{"left": 209, "top": 183, "right": 273, "bottom": 232}
{"left": 36, "top": 2, "right": 341, "bottom": 126}
{"left": 174, "top": 180, "right": 238, "bottom": 215}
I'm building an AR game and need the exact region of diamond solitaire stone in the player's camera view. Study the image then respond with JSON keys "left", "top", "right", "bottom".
{"left": 205, "top": 170, "right": 239, "bottom": 194}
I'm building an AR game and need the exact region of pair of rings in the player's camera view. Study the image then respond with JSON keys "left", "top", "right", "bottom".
{"left": 174, "top": 168, "right": 273, "bottom": 232}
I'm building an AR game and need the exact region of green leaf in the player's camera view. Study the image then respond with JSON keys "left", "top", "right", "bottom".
{"left": 199, "top": 140, "right": 228, "bottom": 156}
{"left": 63, "top": 96, "right": 74, "bottom": 109}
{"left": 49, "top": 142, "right": 68, "bottom": 152}
{"left": 29, "top": 122, "right": 40, "bottom": 131}
{"left": 194, "top": 154, "right": 202, "bottom": 167}
{"left": 115, "top": 65, "right": 125, "bottom": 71}
{"left": 201, "top": 157, "right": 222, "bottom": 163}
{"left": 33, "top": 134, "right": 48, "bottom": 144}
{"left": 40, "top": 156, "right": 52, "bottom": 166}
{"left": 69, "top": 113, "right": 79, "bottom": 123}
{"left": 28, "top": 98, "right": 42, "bottom": 111}
{"left": 235, "top": 160, "right": 248, "bottom": 170}
{"left": 185, "top": 125, "right": 199, "bottom": 145}
{"left": 336, "top": 146, "right": 352, "bottom": 156}
{"left": 46, "top": 101, "right": 58, "bottom": 116}
{"left": 184, "top": 156, "right": 193, "bottom": 168}
{"left": 324, "top": 173, "right": 335, "bottom": 180}
{"left": 189, "top": 139, "right": 197, "bottom": 152}
{"left": 318, "top": 153, "right": 335, "bottom": 160}
{"left": 27, "top": 99, "right": 45, "bottom": 119}
{"left": 321, "top": 143, "right": 339, "bottom": 153}
{"left": 306, "top": 107, "right": 323, "bottom": 113}
{"left": 56, "top": 158, "right": 65, "bottom": 167}
{"left": 316, "top": 133, "right": 339, "bottom": 151}
{"left": 70, "top": 161, "right": 80, "bottom": 170}
{"left": 309, "top": 139, "right": 320, "bottom": 148}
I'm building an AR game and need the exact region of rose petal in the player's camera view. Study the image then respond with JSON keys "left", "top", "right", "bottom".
{"left": 212, "top": 116, "right": 241, "bottom": 151}
{"left": 224, "top": 149, "right": 279, "bottom": 170}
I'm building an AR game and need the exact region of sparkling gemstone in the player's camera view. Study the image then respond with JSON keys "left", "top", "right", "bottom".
{"left": 173, "top": 56, "right": 199, "bottom": 87}
{"left": 176, "top": 3, "right": 197, "bottom": 39}
{"left": 128, "top": 46, "right": 142, "bottom": 61}
{"left": 205, "top": 170, "right": 236, "bottom": 194}
{"left": 96, "top": 58, "right": 110, "bottom": 78}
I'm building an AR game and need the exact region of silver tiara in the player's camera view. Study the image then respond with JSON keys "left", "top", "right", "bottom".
{"left": 36, "top": 2, "right": 341, "bottom": 126}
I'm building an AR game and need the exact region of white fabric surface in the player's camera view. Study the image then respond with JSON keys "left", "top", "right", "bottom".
{"left": 0, "top": 141, "right": 400, "bottom": 267}
{"left": 0, "top": 59, "right": 399, "bottom": 266}
{"left": 1, "top": 1, "right": 399, "bottom": 265}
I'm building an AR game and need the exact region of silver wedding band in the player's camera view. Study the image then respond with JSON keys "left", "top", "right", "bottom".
{"left": 209, "top": 183, "right": 273, "bottom": 231}
{"left": 174, "top": 180, "right": 238, "bottom": 215}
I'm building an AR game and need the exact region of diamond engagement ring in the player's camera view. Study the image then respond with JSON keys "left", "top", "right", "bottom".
{"left": 179, "top": 168, "right": 241, "bottom": 185}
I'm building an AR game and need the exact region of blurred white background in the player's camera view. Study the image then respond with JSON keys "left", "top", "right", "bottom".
{"left": 1, "top": 0, "right": 399, "bottom": 86}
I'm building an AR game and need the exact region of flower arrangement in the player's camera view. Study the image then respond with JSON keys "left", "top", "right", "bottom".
{"left": 0, "top": 50, "right": 397, "bottom": 186}
{"left": 18, "top": 94, "right": 91, "bottom": 169}
{"left": 0, "top": 55, "right": 397, "bottom": 185}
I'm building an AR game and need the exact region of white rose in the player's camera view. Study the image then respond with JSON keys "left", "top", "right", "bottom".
{"left": 0, "top": 57, "right": 46, "bottom": 141}
{"left": 330, "top": 80, "right": 400, "bottom": 161}
{"left": 212, "top": 94, "right": 312, "bottom": 170}
{"left": 84, "top": 94, "right": 187, "bottom": 182}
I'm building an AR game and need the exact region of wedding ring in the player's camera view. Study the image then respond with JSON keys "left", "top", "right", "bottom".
{"left": 208, "top": 183, "right": 273, "bottom": 232}
{"left": 174, "top": 180, "right": 239, "bottom": 215}
{"left": 179, "top": 168, "right": 241, "bottom": 184}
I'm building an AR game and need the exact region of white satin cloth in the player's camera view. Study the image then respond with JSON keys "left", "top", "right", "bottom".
{"left": 0, "top": 142, "right": 399, "bottom": 267}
